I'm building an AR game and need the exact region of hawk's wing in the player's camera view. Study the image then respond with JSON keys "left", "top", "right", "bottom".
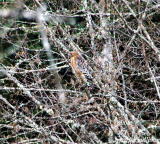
{"left": 75, "top": 56, "right": 92, "bottom": 81}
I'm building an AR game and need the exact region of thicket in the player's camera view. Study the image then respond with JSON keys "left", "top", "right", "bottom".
{"left": 0, "top": 0, "right": 160, "bottom": 143}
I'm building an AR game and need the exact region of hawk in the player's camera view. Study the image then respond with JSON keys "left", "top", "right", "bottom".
{"left": 70, "top": 51, "right": 93, "bottom": 86}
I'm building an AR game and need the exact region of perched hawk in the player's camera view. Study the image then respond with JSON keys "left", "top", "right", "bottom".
{"left": 70, "top": 51, "right": 93, "bottom": 86}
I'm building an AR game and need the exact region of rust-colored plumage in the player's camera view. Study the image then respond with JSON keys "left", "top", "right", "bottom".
{"left": 70, "top": 51, "right": 92, "bottom": 85}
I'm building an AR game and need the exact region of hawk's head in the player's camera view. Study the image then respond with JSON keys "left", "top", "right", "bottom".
{"left": 70, "top": 51, "right": 79, "bottom": 57}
